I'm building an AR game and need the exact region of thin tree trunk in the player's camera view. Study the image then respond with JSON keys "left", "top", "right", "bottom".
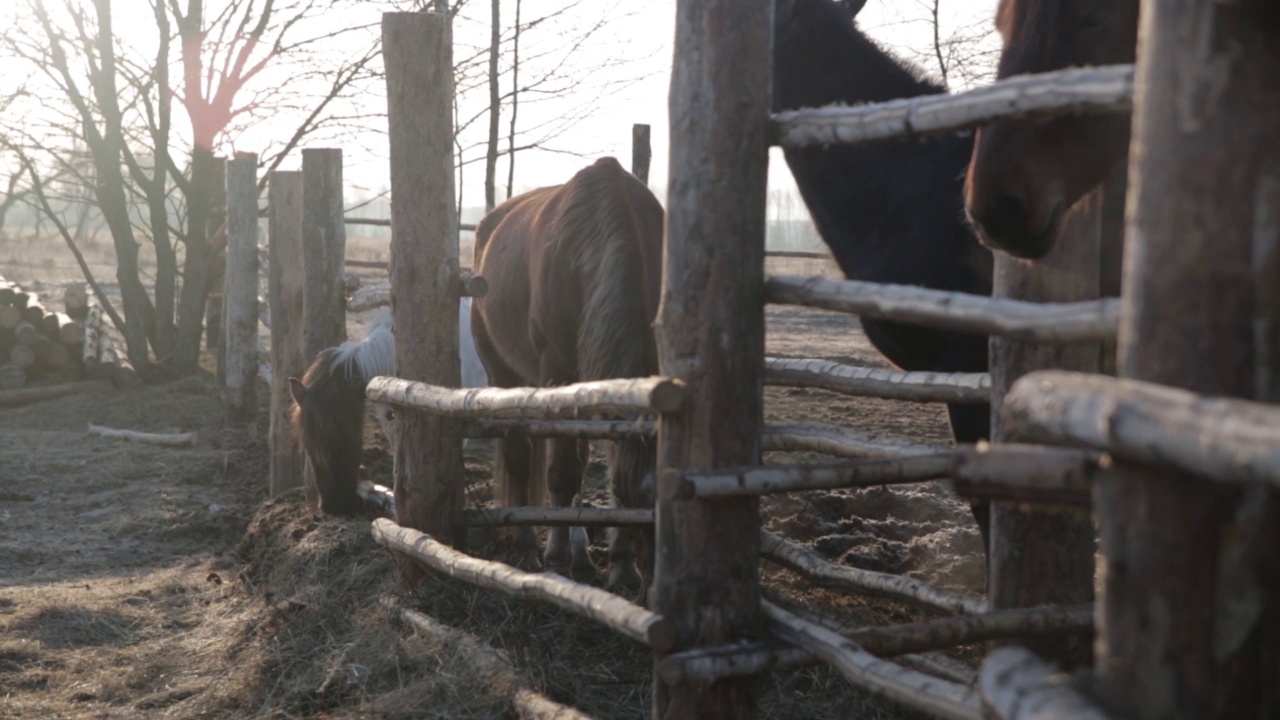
{"left": 173, "top": 146, "right": 216, "bottom": 373}
{"left": 505, "top": 0, "right": 521, "bottom": 199}
{"left": 484, "top": 0, "right": 500, "bottom": 212}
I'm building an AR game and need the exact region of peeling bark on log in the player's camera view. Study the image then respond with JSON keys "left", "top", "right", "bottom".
{"left": 463, "top": 418, "right": 655, "bottom": 440}
{"left": 950, "top": 443, "right": 1099, "bottom": 507}
{"left": 1004, "top": 371, "right": 1280, "bottom": 489}
{"left": 773, "top": 64, "right": 1132, "bottom": 148}
{"left": 765, "top": 356, "right": 989, "bottom": 403}
{"left": 762, "top": 422, "right": 945, "bottom": 459}
{"left": 766, "top": 275, "right": 1118, "bottom": 343}
{"left": 87, "top": 423, "right": 196, "bottom": 447}
{"left": 760, "top": 531, "right": 987, "bottom": 615}
{"left": 371, "top": 519, "right": 675, "bottom": 651}
{"left": 461, "top": 506, "right": 654, "bottom": 527}
{"left": 979, "top": 646, "right": 1111, "bottom": 720}
{"left": 268, "top": 170, "right": 307, "bottom": 497}
{"left": 224, "top": 154, "right": 260, "bottom": 427}
{"left": 661, "top": 604, "right": 1090, "bottom": 686}
{"left": 367, "top": 376, "right": 684, "bottom": 419}
{"left": 678, "top": 454, "right": 955, "bottom": 499}
{"left": 82, "top": 306, "right": 101, "bottom": 370}
{"left": 763, "top": 601, "right": 982, "bottom": 720}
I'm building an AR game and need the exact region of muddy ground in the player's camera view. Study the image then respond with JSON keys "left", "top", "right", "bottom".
{"left": 1, "top": 255, "right": 984, "bottom": 719}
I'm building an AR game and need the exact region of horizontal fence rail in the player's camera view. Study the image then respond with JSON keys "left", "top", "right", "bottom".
{"left": 767, "top": 275, "right": 1120, "bottom": 343}
{"left": 1003, "top": 370, "right": 1280, "bottom": 489}
{"left": 760, "top": 530, "right": 988, "bottom": 615}
{"left": 366, "top": 376, "right": 685, "bottom": 419}
{"left": 763, "top": 600, "right": 983, "bottom": 720}
{"left": 772, "top": 64, "right": 1133, "bottom": 148}
{"left": 371, "top": 518, "right": 676, "bottom": 651}
{"left": 678, "top": 454, "right": 956, "bottom": 499}
{"left": 345, "top": 217, "right": 478, "bottom": 231}
{"left": 765, "top": 356, "right": 990, "bottom": 404}
{"left": 978, "top": 646, "right": 1114, "bottom": 720}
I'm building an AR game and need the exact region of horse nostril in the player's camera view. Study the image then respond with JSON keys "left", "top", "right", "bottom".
{"left": 975, "top": 193, "right": 1031, "bottom": 247}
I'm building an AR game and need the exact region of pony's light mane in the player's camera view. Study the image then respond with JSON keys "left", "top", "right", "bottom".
{"left": 326, "top": 307, "right": 394, "bottom": 382}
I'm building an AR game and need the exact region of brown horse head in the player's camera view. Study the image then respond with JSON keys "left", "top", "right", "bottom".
{"left": 288, "top": 351, "right": 372, "bottom": 517}
{"left": 964, "top": 0, "right": 1138, "bottom": 259}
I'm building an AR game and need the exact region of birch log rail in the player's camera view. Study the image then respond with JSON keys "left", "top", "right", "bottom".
{"left": 763, "top": 601, "right": 983, "bottom": 720}
{"left": 677, "top": 454, "right": 956, "bottom": 499}
{"left": 950, "top": 443, "right": 1102, "bottom": 507}
{"left": 461, "top": 506, "right": 655, "bottom": 527}
{"left": 370, "top": 519, "right": 676, "bottom": 651}
{"left": 1002, "top": 370, "right": 1280, "bottom": 489}
{"left": 659, "top": 604, "right": 1093, "bottom": 685}
{"left": 366, "top": 376, "right": 685, "bottom": 419}
{"left": 512, "top": 688, "right": 595, "bottom": 720}
{"left": 772, "top": 64, "right": 1133, "bottom": 148}
{"left": 87, "top": 423, "right": 197, "bottom": 448}
{"left": 760, "top": 531, "right": 988, "bottom": 615}
{"left": 979, "top": 646, "right": 1113, "bottom": 720}
{"left": 765, "top": 356, "right": 990, "bottom": 403}
{"left": 766, "top": 275, "right": 1119, "bottom": 343}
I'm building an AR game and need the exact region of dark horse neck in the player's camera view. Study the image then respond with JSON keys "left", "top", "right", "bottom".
{"left": 772, "top": 1, "right": 991, "bottom": 450}
{"left": 773, "top": 7, "right": 990, "bottom": 298}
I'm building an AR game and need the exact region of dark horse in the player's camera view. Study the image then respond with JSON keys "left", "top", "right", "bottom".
{"left": 470, "top": 157, "right": 664, "bottom": 590}
{"left": 965, "top": 0, "right": 1139, "bottom": 258}
{"left": 773, "top": 0, "right": 995, "bottom": 545}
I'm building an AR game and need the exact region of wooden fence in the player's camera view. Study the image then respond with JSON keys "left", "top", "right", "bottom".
{"left": 229, "top": 3, "right": 1279, "bottom": 718}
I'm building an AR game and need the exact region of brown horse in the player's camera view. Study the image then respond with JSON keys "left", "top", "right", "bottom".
{"left": 964, "top": 0, "right": 1139, "bottom": 259}
{"left": 471, "top": 156, "right": 664, "bottom": 590}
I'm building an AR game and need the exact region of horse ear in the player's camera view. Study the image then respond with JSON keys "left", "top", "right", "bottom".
{"left": 288, "top": 377, "right": 308, "bottom": 406}
{"left": 839, "top": 0, "right": 868, "bottom": 20}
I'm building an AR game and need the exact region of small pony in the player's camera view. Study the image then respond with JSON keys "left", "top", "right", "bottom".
{"left": 288, "top": 302, "right": 488, "bottom": 515}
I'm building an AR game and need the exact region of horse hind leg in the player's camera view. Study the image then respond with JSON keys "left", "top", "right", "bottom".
{"left": 604, "top": 441, "right": 650, "bottom": 595}
{"left": 495, "top": 435, "right": 542, "bottom": 570}
{"left": 543, "top": 436, "right": 593, "bottom": 580}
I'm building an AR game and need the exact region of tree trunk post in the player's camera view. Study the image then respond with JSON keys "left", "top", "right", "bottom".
{"left": 383, "top": 11, "right": 464, "bottom": 572}
{"left": 268, "top": 170, "right": 306, "bottom": 495}
{"left": 652, "top": 0, "right": 770, "bottom": 717}
{"left": 223, "top": 153, "right": 259, "bottom": 427}
{"left": 301, "top": 148, "right": 347, "bottom": 363}
{"left": 207, "top": 155, "right": 227, "bottom": 357}
{"left": 1095, "top": 3, "right": 1280, "bottom": 717}
{"left": 632, "top": 123, "right": 651, "bottom": 185}
{"left": 987, "top": 186, "right": 1103, "bottom": 669}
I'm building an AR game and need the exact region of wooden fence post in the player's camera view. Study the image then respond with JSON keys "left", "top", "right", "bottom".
{"left": 268, "top": 170, "right": 306, "bottom": 495}
{"left": 207, "top": 156, "right": 226, "bottom": 369}
{"left": 1095, "top": 2, "right": 1280, "bottom": 716}
{"left": 223, "top": 153, "right": 259, "bottom": 427}
{"left": 987, "top": 185, "right": 1102, "bottom": 669}
{"left": 383, "top": 11, "right": 464, "bottom": 566}
{"left": 653, "top": 0, "right": 770, "bottom": 717}
{"left": 632, "top": 123, "right": 651, "bottom": 185}
{"left": 301, "top": 148, "right": 347, "bottom": 363}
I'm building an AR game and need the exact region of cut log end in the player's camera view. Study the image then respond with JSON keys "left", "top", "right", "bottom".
{"left": 649, "top": 378, "right": 686, "bottom": 414}
{"left": 647, "top": 618, "right": 677, "bottom": 654}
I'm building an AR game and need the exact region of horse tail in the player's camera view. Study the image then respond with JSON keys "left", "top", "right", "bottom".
{"left": 576, "top": 204, "right": 660, "bottom": 516}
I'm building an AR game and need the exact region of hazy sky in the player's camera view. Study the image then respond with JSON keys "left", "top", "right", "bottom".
{"left": 4, "top": 0, "right": 1001, "bottom": 213}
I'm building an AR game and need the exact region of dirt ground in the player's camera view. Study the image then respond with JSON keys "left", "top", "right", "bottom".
{"left": 1, "top": 254, "right": 985, "bottom": 719}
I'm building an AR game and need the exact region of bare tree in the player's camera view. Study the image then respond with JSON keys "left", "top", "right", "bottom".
{"left": 2, "top": 0, "right": 384, "bottom": 374}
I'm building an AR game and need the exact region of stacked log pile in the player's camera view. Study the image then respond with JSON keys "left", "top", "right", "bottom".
{"left": 0, "top": 276, "right": 136, "bottom": 390}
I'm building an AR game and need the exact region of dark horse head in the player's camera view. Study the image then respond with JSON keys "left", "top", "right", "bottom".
{"left": 964, "top": 0, "right": 1139, "bottom": 259}
{"left": 773, "top": 0, "right": 994, "bottom": 548}
{"left": 288, "top": 311, "right": 395, "bottom": 516}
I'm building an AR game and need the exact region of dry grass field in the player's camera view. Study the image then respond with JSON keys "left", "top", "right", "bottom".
{"left": 0, "top": 235, "right": 985, "bottom": 719}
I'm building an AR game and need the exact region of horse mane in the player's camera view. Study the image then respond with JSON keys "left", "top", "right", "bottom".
{"left": 553, "top": 157, "right": 663, "bottom": 380}
{"left": 325, "top": 307, "right": 394, "bottom": 383}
